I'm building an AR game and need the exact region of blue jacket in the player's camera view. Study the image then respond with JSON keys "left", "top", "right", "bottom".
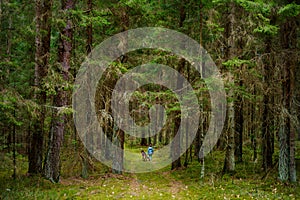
{"left": 148, "top": 147, "right": 153, "bottom": 155}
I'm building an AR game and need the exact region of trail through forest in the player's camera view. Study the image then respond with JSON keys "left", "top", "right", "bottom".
{"left": 46, "top": 172, "right": 184, "bottom": 199}
{"left": 1, "top": 149, "right": 299, "bottom": 199}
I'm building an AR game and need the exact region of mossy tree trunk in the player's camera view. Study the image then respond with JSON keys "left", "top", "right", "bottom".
{"left": 279, "top": 13, "right": 297, "bottom": 182}
{"left": 29, "top": 0, "right": 52, "bottom": 175}
{"left": 223, "top": 1, "right": 236, "bottom": 174}
{"left": 43, "top": 0, "right": 74, "bottom": 183}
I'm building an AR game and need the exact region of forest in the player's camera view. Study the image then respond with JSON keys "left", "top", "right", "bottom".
{"left": 0, "top": 0, "right": 300, "bottom": 199}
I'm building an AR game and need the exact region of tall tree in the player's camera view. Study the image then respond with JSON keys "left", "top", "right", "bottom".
{"left": 171, "top": 59, "right": 184, "bottom": 170}
{"left": 198, "top": 0, "right": 205, "bottom": 178}
{"left": 171, "top": 0, "right": 187, "bottom": 170}
{"left": 111, "top": 2, "right": 129, "bottom": 174}
{"left": 261, "top": 35, "right": 274, "bottom": 171}
{"left": 43, "top": 0, "right": 74, "bottom": 182}
{"left": 223, "top": 0, "right": 236, "bottom": 174}
{"left": 81, "top": 0, "right": 93, "bottom": 179}
{"left": 278, "top": 1, "right": 298, "bottom": 182}
{"left": 29, "top": 0, "right": 53, "bottom": 175}
{"left": 235, "top": 76, "right": 243, "bottom": 163}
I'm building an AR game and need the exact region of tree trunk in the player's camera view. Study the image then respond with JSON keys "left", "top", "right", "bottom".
{"left": 171, "top": 0, "right": 186, "bottom": 171}
{"left": 287, "top": 20, "right": 297, "bottom": 184}
{"left": 5, "top": 4, "right": 16, "bottom": 179}
{"left": 111, "top": 4, "right": 129, "bottom": 174}
{"left": 112, "top": 128, "right": 124, "bottom": 174}
{"left": 223, "top": 1, "right": 235, "bottom": 174}
{"left": 251, "top": 87, "right": 257, "bottom": 162}
{"left": 43, "top": 0, "right": 74, "bottom": 183}
{"left": 223, "top": 76, "right": 235, "bottom": 173}
{"left": 234, "top": 79, "right": 243, "bottom": 163}
{"left": 12, "top": 104, "right": 16, "bottom": 179}
{"left": 86, "top": 0, "right": 92, "bottom": 54}
{"left": 158, "top": 105, "right": 164, "bottom": 144}
{"left": 81, "top": 0, "right": 93, "bottom": 179}
{"left": 279, "top": 15, "right": 297, "bottom": 182}
{"left": 29, "top": 0, "right": 52, "bottom": 175}
{"left": 141, "top": 136, "right": 147, "bottom": 146}
{"left": 183, "top": 110, "right": 189, "bottom": 167}
{"left": 262, "top": 39, "right": 273, "bottom": 171}
{"left": 278, "top": 120, "right": 289, "bottom": 181}
{"left": 171, "top": 112, "right": 182, "bottom": 170}
{"left": 198, "top": 0, "right": 205, "bottom": 176}
{"left": 171, "top": 58, "right": 185, "bottom": 170}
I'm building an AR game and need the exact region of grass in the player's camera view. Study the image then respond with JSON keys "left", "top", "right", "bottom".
{"left": 0, "top": 146, "right": 299, "bottom": 200}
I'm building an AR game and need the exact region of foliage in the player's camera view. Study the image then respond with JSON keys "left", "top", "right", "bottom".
{"left": 222, "top": 58, "right": 254, "bottom": 69}
{"left": 253, "top": 24, "right": 279, "bottom": 36}
{"left": 278, "top": 2, "right": 300, "bottom": 18}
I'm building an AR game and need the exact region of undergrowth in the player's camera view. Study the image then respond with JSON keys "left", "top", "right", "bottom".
{"left": 0, "top": 146, "right": 299, "bottom": 200}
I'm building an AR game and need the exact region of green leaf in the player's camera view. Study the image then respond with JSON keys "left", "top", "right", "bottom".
{"left": 278, "top": 3, "right": 300, "bottom": 18}
{"left": 222, "top": 58, "right": 253, "bottom": 69}
{"left": 253, "top": 24, "right": 279, "bottom": 36}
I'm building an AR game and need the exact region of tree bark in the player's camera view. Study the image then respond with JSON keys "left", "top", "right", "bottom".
{"left": 141, "top": 135, "right": 147, "bottom": 146}
{"left": 111, "top": 4, "right": 128, "bottom": 174}
{"left": 262, "top": 39, "right": 273, "bottom": 171}
{"left": 279, "top": 14, "right": 297, "bottom": 182}
{"left": 234, "top": 79, "right": 243, "bottom": 163}
{"left": 286, "top": 19, "right": 297, "bottom": 184}
{"left": 171, "top": 0, "right": 187, "bottom": 171}
{"left": 112, "top": 127, "right": 124, "bottom": 174}
{"left": 81, "top": 0, "right": 93, "bottom": 179}
{"left": 43, "top": 0, "right": 74, "bottom": 183}
{"left": 251, "top": 87, "right": 257, "bottom": 162}
{"left": 223, "top": 1, "right": 235, "bottom": 174}
{"left": 171, "top": 58, "right": 185, "bottom": 170}
{"left": 29, "top": 0, "right": 52, "bottom": 175}
{"left": 86, "top": 0, "right": 92, "bottom": 54}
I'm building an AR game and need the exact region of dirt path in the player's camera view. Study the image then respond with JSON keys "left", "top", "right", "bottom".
{"left": 59, "top": 169, "right": 188, "bottom": 199}
{"left": 126, "top": 171, "right": 188, "bottom": 198}
{"left": 128, "top": 174, "right": 149, "bottom": 197}
{"left": 162, "top": 171, "right": 187, "bottom": 195}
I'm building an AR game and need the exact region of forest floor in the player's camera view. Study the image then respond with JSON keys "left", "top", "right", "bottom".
{"left": 1, "top": 145, "right": 300, "bottom": 199}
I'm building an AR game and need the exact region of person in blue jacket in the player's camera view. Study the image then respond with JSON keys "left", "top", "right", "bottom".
{"left": 147, "top": 143, "right": 154, "bottom": 161}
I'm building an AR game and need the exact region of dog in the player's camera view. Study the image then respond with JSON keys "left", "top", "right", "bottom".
{"left": 141, "top": 150, "right": 150, "bottom": 161}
